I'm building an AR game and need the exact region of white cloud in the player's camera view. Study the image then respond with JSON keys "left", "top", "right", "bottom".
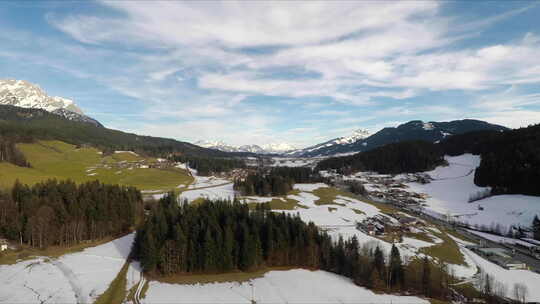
{"left": 31, "top": 1, "right": 540, "bottom": 145}
{"left": 475, "top": 110, "right": 540, "bottom": 129}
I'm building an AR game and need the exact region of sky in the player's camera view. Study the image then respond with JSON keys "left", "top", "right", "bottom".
{"left": 1, "top": 1, "right": 540, "bottom": 148}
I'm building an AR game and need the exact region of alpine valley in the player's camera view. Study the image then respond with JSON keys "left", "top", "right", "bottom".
{"left": 2, "top": 3, "right": 540, "bottom": 304}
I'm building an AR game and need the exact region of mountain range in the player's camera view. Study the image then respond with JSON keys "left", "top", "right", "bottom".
{"left": 0, "top": 79, "right": 102, "bottom": 127}
{"left": 289, "top": 120, "right": 508, "bottom": 157}
{"left": 195, "top": 140, "right": 297, "bottom": 154}
{"left": 199, "top": 119, "right": 507, "bottom": 158}
{"left": 1, "top": 79, "right": 510, "bottom": 159}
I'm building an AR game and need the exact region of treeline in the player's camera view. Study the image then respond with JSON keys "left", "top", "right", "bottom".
{"left": 233, "top": 167, "right": 323, "bottom": 196}
{"left": 428, "top": 125, "right": 540, "bottom": 195}
{"left": 437, "top": 130, "right": 501, "bottom": 156}
{"left": 0, "top": 137, "right": 29, "bottom": 167}
{"left": 472, "top": 124, "right": 540, "bottom": 195}
{"left": 0, "top": 179, "right": 143, "bottom": 248}
{"left": 316, "top": 141, "right": 445, "bottom": 175}
{"left": 133, "top": 195, "right": 470, "bottom": 302}
{"left": 169, "top": 155, "right": 245, "bottom": 176}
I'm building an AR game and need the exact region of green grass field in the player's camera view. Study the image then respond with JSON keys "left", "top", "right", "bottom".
{"left": 94, "top": 261, "right": 130, "bottom": 304}
{"left": 0, "top": 140, "right": 193, "bottom": 191}
{"left": 419, "top": 230, "right": 467, "bottom": 266}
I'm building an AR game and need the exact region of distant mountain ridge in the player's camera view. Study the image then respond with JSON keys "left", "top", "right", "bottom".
{"left": 195, "top": 140, "right": 297, "bottom": 154}
{"left": 291, "top": 120, "right": 508, "bottom": 157}
{"left": 0, "top": 79, "right": 102, "bottom": 127}
{"left": 286, "top": 129, "right": 370, "bottom": 157}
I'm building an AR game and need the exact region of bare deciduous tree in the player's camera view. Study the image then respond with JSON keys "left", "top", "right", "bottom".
{"left": 513, "top": 283, "right": 528, "bottom": 303}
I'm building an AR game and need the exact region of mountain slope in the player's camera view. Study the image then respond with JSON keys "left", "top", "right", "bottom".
{"left": 0, "top": 139, "right": 193, "bottom": 190}
{"left": 288, "top": 129, "right": 370, "bottom": 157}
{"left": 0, "top": 79, "right": 102, "bottom": 127}
{"left": 294, "top": 120, "right": 507, "bottom": 157}
{"left": 0, "top": 104, "right": 237, "bottom": 158}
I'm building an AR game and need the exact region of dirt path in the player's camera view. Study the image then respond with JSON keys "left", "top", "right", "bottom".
{"left": 51, "top": 260, "right": 88, "bottom": 304}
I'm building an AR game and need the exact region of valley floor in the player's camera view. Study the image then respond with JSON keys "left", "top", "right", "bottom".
{"left": 3, "top": 157, "right": 540, "bottom": 303}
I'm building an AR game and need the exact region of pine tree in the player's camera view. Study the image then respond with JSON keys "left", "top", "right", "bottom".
{"left": 388, "top": 244, "right": 404, "bottom": 289}
{"left": 203, "top": 228, "right": 217, "bottom": 272}
{"left": 422, "top": 256, "right": 431, "bottom": 296}
{"left": 141, "top": 231, "right": 158, "bottom": 273}
{"left": 373, "top": 246, "right": 385, "bottom": 277}
{"left": 533, "top": 215, "right": 540, "bottom": 241}
{"left": 222, "top": 225, "right": 234, "bottom": 271}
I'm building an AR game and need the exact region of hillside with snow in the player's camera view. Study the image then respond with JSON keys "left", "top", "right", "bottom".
{"left": 405, "top": 154, "right": 540, "bottom": 229}
{"left": 291, "top": 120, "right": 507, "bottom": 157}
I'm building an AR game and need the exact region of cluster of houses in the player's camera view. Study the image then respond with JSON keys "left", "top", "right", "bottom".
{"left": 334, "top": 172, "right": 430, "bottom": 209}
{"left": 86, "top": 157, "right": 177, "bottom": 176}
{"left": 216, "top": 168, "right": 251, "bottom": 180}
{"left": 356, "top": 213, "right": 424, "bottom": 237}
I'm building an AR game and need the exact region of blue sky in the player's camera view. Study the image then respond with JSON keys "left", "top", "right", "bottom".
{"left": 2, "top": 1, "right": 540, "bottom": 148}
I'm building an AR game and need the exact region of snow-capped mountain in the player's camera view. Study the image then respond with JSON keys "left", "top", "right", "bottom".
{"left": 289, "top": 120, "right": 508, "bottom": 157}
{"left": 195, "top": 140, "right": 297, "bottom": 154}
{"left": 286, "top": 129, "right": 371, "bottom": 157}
{"left": 0, "top": 79, "right": 102, "bottom": 127}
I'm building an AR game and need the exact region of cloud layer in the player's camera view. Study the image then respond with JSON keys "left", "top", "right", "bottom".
{"left": 2, "top": 1, "right": 540, "bottom": 146}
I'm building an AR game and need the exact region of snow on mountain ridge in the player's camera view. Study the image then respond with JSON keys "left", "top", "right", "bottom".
{"left": 286, "top": 128, "right": 371, "bottom": 156}
{"left": 332, "top": 129, "right": 371, "bottom": 145}
{"left": 0, "top": 79, "right": 84, "bottom": 114}
{"left": 194, "top": 140, "right": 297, "bottom": 154}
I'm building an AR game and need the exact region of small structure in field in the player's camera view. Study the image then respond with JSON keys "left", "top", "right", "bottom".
{"left": 0, "top": 238, "right": 8, "bottom": 251}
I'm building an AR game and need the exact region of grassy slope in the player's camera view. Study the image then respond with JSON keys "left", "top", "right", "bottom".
{"left": 93, "top": 261, "right": 130, "bottom": 304}
{"left": 419, "top": 230, "right": 467, "bottom": 266}
{"left": 0, "top": 140, "right": 193, "bottom": 191}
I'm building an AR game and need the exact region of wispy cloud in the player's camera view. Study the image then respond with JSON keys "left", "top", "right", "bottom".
{"left": 2, "top": 1, "right": 539, "bottom": 147}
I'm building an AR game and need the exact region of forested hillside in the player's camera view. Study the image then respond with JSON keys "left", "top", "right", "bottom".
{"left": 295, "top": 119, "right": 507, "bottom": 157}
{"left": 316, "top": 141, "right": 445, "bottom": 174}
{"left": 316, "top": 124, "right": 540, "bottom": 196}
{"left": 0, "top": 179, "right": 143, "bottom": 248}
{"left": 0, "top": 104, "right": 237, "bottom": 158}
{"left": 473, "top": 124, "right": 540, "bottom": 195}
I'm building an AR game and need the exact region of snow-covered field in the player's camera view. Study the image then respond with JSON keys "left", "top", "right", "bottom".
{"left": 464, "top": 247, "right": 540, "bottom": 301}
{"left": 179, "top": 182, "right": 235, "bottom": 203}
{"left": 406, "top": 154, "right": 540, "bottom": 229}
{"left": 141, "top": 269, "right": 429, "bottom": 304}
{"left": 273, "top": 184, "right": 439, "bottom": 257}
{"left": 188, "top": 176, "right": 230, "bottom": 189}
{"left": 0, "top": 233, "right": 133, "bottom": 304}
